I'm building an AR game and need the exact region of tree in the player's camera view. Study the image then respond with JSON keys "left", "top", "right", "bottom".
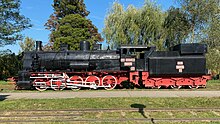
{"left": 45, "top": 0, "right": 89, "bottom": 32}
{"left": 103, "top": 3, "right": 139, "bottom": 48}
{"left": 137, "top": 1, "right": 165, "bottom": 50}
{"left": 0, "top": 0, "right": 32, "bottom": 47}
{"left": 18, "top": 37, "right": 35, "bottom": 53}
{"left": 0, "top": 50, "right": 21, "bottom": 80}
{"left": 178, "top": 0, "right": 219, "bottom": 43}
{"left": 102, "top": 2, "right": 124, "bottom": 48}
{"left": 45, "top": 0, "right": 102, "bottom": 48}
{"left": 53, "top": 14, "right": 100, "bottom": 50}
{"left": 103, "top": 1, "right": 165, "bottom": 49}
{"left": 163, "top": 7, "right": 191, "bottom": 48}
{"left": 202, "top": 8, "right": 220, "bottom": 49}
{"left": 205, "top": 14, "right": 220, "bottom": 76}
{"left": 206, "top": 47, "right": 220, "bottom": 76}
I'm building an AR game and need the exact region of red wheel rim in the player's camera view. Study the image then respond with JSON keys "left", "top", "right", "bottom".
{"left": 102, "top": 75, "right": 117, "bottom": 90}
{"left": 69, "top": 76, "right": 83, "bottom": 90}
{"left": 85, "top": 76, "right": 100, "bottom": 87}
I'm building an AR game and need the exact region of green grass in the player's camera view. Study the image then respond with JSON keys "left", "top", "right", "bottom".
{"left": 205, "top": 80, "right": 220, "bottom": 90}
{"left": 1, "top": 97, "right": 220, "bottom": 124}
{"left": 208, "top": 80, "right": 220, "bottom": 83}
{"left": 0, "top": 80, "right": 15, "bottom": 91}
{"left": 0, "top": 80, "right": 9, "bottom": 84}
{"left": 0, "top": 97, "right": 220, "bottom": 110}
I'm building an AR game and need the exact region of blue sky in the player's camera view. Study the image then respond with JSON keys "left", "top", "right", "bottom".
{"left": 2, "top": 0, "right": 176, "bottom": 54}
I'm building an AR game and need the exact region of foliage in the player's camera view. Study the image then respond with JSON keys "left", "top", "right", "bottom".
{"left": 137, "top": 1, "right": 165, "bottom": 50}
{"left": 18, "top": 37, "right": 35, "bottom": 53}
{"left": 178, "top": 0, "right": 219, "bottom": 43}
{"left": 53, "top": 14, "right": 100, "bottom": 50}
{"left": 163, "top": 7, "right": 191, "bottom": 48}
{"left": 45, "top": 0, "right": 102, "bottom": 49}
{"left": 102, "top": 2, "right": 124, "bottom": 48}
{"left": 0, "top": 0, "right": 32, "bottom": 47}
{"left": 103, "top": 1, "right": 166, "bottom": 49}
{"left": 0, "top": 51, "right": 21, "bottom": 80}
{"left": 203, "top": 13, "right": 220, "bottom": 49}
{"left": 42, "top": 43, "right": 53, "bottom": 51}
{"left": 206, "top": 47, "right": 220, "bottom": 76}
{"left": 103, "top": 0, "right": 219, "bottom": 50}
{"left": 45, "top": 0, "right": 89, "bottom": 32}
{"left": 205, "top": 15, "right": 220, "bottom": 76}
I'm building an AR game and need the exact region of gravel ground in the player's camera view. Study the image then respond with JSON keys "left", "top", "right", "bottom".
{"left": 1, "top": 91, "right": 220, "bottom": 100}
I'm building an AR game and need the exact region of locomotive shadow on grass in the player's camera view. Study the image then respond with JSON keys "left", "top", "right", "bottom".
{"left": 0, "top": 95, "right": 9, "bottom": 101}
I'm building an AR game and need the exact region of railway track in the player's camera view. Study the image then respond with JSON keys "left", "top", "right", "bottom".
{"left": 1, "top": 118, "right": 220, "bottom": 123}
{"left": 1, "top": 108, "right": 220, "bottom": 123}
{"left": 1, "top": 108, "right": 220, "bottom": 112}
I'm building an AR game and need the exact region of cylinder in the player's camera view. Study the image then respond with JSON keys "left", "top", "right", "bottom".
{"left": 80, "top": 41, "right": 90, "bottom": 51}
{"left": 36, "top": 41, "right": 42, "bottom": 51}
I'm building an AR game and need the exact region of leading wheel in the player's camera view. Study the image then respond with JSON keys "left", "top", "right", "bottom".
{"left": 33, "top": 79, "right": 48, "bottom": 91}
{"left": 102, "top": 75, "right": 117, "bottom": 90}
{"left": 35, "top": 86, "right": 47, "bottom": 91}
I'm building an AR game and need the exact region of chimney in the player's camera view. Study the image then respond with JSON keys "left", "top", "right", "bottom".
{"left": 36, "top": 41, "right": 42, "bottom": 51}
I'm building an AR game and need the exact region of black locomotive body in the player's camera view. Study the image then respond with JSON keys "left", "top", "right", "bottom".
{"left": 16, "top": 41, "right": 210, "bottom": 91}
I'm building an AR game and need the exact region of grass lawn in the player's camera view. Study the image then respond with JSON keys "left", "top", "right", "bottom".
{"left": 206, "top": 80, "right": 220, "bottom": 90}
{"left": 0, "top": 80, "right": 15, "bottom": 91}
{"left": 0, "top": 97, "right": 220, "bottom": 110}
{"left": 0, "top": 97, "right": 220, "bottom": 124}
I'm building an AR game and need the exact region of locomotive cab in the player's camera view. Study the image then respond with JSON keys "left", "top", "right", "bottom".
{"left": 119, "top": 45, "right": 155, "bottom": 71}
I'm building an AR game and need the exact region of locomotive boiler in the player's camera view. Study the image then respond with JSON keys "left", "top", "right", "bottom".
{"left": 16, "top": 41, "right": 210, "bottom": 91}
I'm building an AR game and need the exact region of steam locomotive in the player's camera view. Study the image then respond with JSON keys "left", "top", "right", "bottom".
{"left": 16, "top": 41, "right": 210, "bottom": 91}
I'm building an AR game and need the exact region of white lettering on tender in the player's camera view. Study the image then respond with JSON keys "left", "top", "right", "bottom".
{"left": 176, "top": 61, "right": 184, "bottom": 73}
